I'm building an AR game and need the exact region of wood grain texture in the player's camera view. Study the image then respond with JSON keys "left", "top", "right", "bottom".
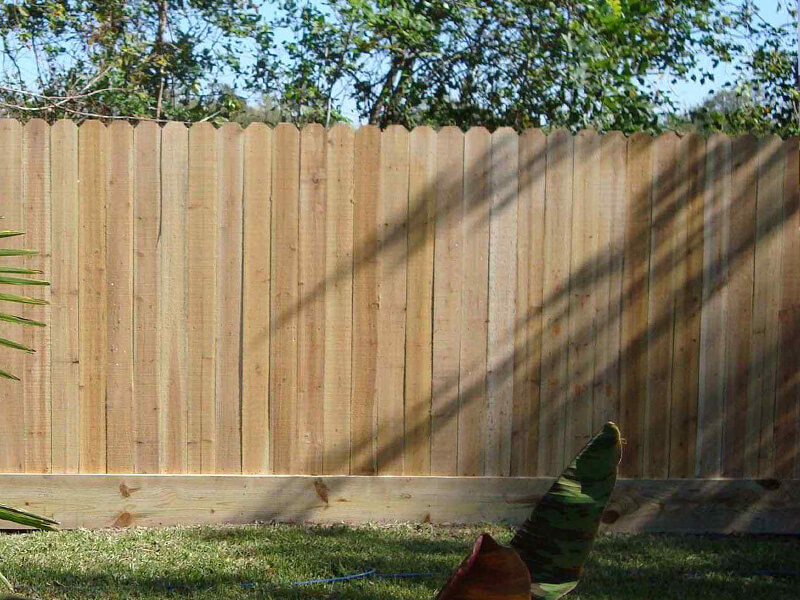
{"left": 566, "top": 130, "right": 599, "bottom": 462}
{"left": 776, "top": 138, "right": 799, "bottom": 479}
{"left": 539, "top": 129, "right": 573, "bottom": 477}
{"left": 133, "top": 122, "right": 162, "bottom": 474}
{"left": 669, "top": 134, "right": 704, "bottom": 478}
{"left": 432, "top": 126, "right": 464, "bottom": 476}
{"left": 377, "top": 125, "right": 409, "bottom": 475}
{"left": 270, "top": 123, "right": 300, "bottom": 474}
{"left": 644, "top": 132, "right": 678, "bottom": 478}
{"left": 511, "top": 129, "right": 546, "bottom": 477}
{"left": 241, "top": 123, "right": 272, "bottom": 474}
{"left": 22, "top": 119, "right": 51, "bottom": 473}
{"left": 3, "top": 475, "right": 799, "bottom": 535}
{"left": 458, "top": 127, "right": 491, "bottom": 477}
{"left": 50, "top": 120, "right": 80, "bottom": 474}
{"left": 405, "top": 126, "right": 436, "bottom": 475}
{"left": 296, "top": 124, "right": 326, "bottom": 475}
{"left": 323, "top": 124, "right": 354, "bottom": 475}
{"left": 160, "top": 123, "right": 189, "bottom": 474}
{"left": 0, "top": 119, "right": 25, "bottom": 472}
{"left": 751, "top": 136, "right": 785, "bottom": 478}
{"left": 721, "top": 135, "right": 757, "bottom": 477}
{"left": 592, "top": 132, "right": 627, "bottom": 431}
{"left": 105, "top": 121, "right": 134, "bottom": 474}
{"left": 78, "top": 121, "right": 108, "bottom": 473}
{"left": 619, "top": 132, "right": 653, "bottom": 478}
{"left": 486, "top": 127, "right": 518, "bottom": 477}
{"left": 187, "top": 123, "right": 218, "bottom": 473}
{"left": 697, "top": 134, "right": 731, "bottom": 478}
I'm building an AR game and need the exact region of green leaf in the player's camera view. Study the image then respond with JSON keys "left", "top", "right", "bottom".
{"left": 0, "top": 249, "right": 37, "bottom": 257}
{"left": 0, "top": 313, "right": 46, "bottom": 327}
{"left": 0, "top": 231, "right": 25, "bottom": 239}
{"left": 0, "top": 368, "right": 20, "bottom": 381}
{"left": 0, "top": 504, "right": 58, "bottom": 531}
{"left": 510, "top": 422, "right": 622, "bottom": 600}
{"left": 0, "top": 292, "right": 48, "bottom": 305}
{"left": 0, "top": 267, "right": 43, "bottom": 275}
{"left": 0, "top": 276, "right": 49, "bottom": 286}
{"left": 0, "top": 337, "right": 35, "bottom": 353}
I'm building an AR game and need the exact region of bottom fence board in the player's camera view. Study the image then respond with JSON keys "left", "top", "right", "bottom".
{"left": 1, "top": 475, "right": 798, "bottom": 534}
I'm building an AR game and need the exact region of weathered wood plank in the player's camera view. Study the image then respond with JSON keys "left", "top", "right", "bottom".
{"left": 133, "top": 122, "right": 162, "bottom": 474}
{"left": 592, "top": 131, "right": 627, "bottom": 431}
{"left": 50, "top": 120, "right": 80, "bottom": 474}
{"left": 566, "top": 130, "right": 599, "bottom": 462}
{"left": 644, "top": 132, "right": 678, "bottom": 478}
{"left": 242, "top": 123, "right": 272, "bottom": 474}
{"left": 270, "top": 123, "right": 300, "bottom": 475}
{"left": 432, "top": 126, "right": 463, "bottom": 476}
{"left": 0, "top": 119, "right": 25, "bottom": 472}
{"left": 296, "top": 124, "right": 327, "bottom": 475}
{"left": 751, "top": 136, "right": 785, "bottom": 478}
{"left": 776, "top": 138, "right": 799, "bottom": 479}
{"left": 22, "top": 119, "right": 52, "bottom": 473}
{"left": 486, "top": 127, "right": 518, "bottom": 477}
{"left": 78, "top": 121, "right": 108, "bottom": 474}
{"left": 722, "top": 135, "right": 757, "bottom": 477}
{"left": 405, "top": 126, "right": 435, "bottom": 476}
{"left": 105, "top": 121, "right": 134, "bottom": 474}
{"left": 458, "top": 127, "right": 491, "bottom": 477}
{"left": 323, "top": 124, "right": 354, "bottom": 475}
{"left": 186, "top": 123, "right": 217, "bottom": 474}
{"left": 160, "top": 123, "right": 189, "bottom": 474}
{"left": 669, "top": 134, "right": 704, "bottom": 478}
{"left": 3, "top": 475, "right": 799, "bottom": 535}
{"left": 539, "top": 129, "right": 573, "bottom": 476}
{"left": 377, "top": 125, "right": 409, "bottom": 475}
{"left": 512, "top": 128, "right": 546, "bottom": 477}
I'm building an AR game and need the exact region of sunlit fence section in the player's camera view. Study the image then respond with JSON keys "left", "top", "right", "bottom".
{"left": 0, "top": 119, "right": 797, "bottom": 482}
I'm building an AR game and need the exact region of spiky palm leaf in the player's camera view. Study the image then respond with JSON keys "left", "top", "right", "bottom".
{"left": 0, "top": 230, "right": 47, "bottom": 381}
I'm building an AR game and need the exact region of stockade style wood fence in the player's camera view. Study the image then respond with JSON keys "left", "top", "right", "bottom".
{"left": 0, "top": 119, "right": 798, "bottom": 485}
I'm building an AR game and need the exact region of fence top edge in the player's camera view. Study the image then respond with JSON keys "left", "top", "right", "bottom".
{"left": 0, "top": 117, "right": 794, "bottom": 141}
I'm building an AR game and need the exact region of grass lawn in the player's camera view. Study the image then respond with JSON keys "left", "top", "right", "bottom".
{"left": 0, "top": 523, "right": 798, "bottom": 599}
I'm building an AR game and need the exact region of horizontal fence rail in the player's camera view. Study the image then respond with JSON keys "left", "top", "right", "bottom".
{"left": 0, "top": 119, "right": 797, "bottom": 482}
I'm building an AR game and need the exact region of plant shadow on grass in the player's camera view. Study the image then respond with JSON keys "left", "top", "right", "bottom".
{"left": 2, "top": 526, "right": 799, "bottom": 599}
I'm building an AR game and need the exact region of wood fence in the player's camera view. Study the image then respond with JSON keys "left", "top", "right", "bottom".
{"left": 0, "top": 119, "right": 798, "bottom": 482}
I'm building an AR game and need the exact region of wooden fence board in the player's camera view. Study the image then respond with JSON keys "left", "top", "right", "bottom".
{"left": 160, "top": 123, "right": 189, "bottom": 474}
{"left": 0, "top": 119, "right": 25, "bottom": 472}
{"left": 105, "top": 121, "right": 134, "bottom": 474}
{"left": 776, "top": 138, "right": 799, "bottom": 479}
{"left": 405, "top": 126, "right": 435, "bottom": 475}
{"left": 566, "top": 130, "right": 599, "bottom": 462}
{"left": 592, "top": 131, "right": 627, "bottom": 431}
{"left": 619, "top": 132, "right": 653, "bottom": 478}
{"left": 351, "top": 125, "right": 381, "bottom": 475}
{"left": 323, "top": 124, "right": 354, "bottom": 475}
{"left": 296, "top": 124, "right": 327, "bottom": 475}
{"left": 511, "top": 128, "right": 546, "bottom": 477}
{"left": 539, "top": 129, "right": 573, "bottom": 476}
{"left": 751, "top": 136, "right": 785, "bottom": 478}
{"left": 486, "top": 127, "right": 518, "bottom": 477}
{"left": 669, "top": 134, "right": 704, "bottom": 478}
{"left": 22, "top": 119, "right": 52, "bottom": 473}
{"left": 78, "top": 121, "right": 108, "bottom": 473}
{"left": 270, "top": 124, "right": 300, "bottom": 475}
{"left": 134, "top": 122, "right": 162, "bottom": 474}
{"left": 644, "top": 132, "right": 678, "bottom": 478}
{"left": 432, "top": 126, "right": 464, "bottom": 476}
{"left": 50, "top": 120, "right": 80, "bottom": 474}
{"left": 377, "top": 125, "right": 409, "bottom": 475}
{"left": 722, "top": 135, "right": 757, "bottom": 477}
{"left": 458, "top": 127, "right": 491, "bottom": 477}
{"left": 242, "top": 123, "right": 272, "bottom": 474}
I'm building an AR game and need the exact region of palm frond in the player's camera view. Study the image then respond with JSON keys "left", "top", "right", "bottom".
{"left": 0, "top": 504, "right": 58, "bottom": 531}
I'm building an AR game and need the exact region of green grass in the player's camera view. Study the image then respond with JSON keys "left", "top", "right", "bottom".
{"left": 0, "top": 523, "right": 798, "bottom": 599}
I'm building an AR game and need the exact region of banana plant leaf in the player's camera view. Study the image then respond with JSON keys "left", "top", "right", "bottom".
{"left": 510, "top": 421, "right": 622, "bottom": 600}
